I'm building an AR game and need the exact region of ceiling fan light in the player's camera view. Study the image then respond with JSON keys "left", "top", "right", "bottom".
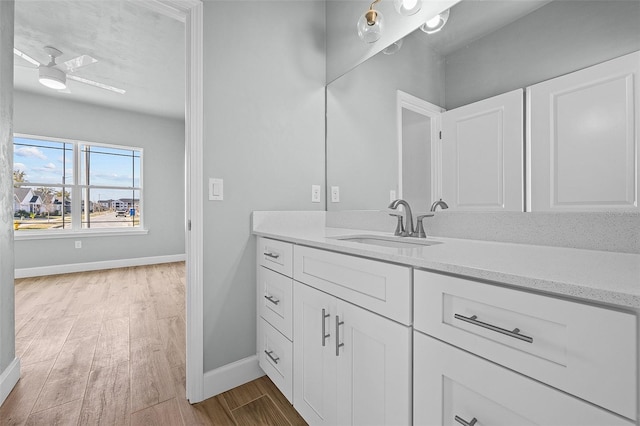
{"left": 38, "top": 66, "right": 66, "bottom": 90}
{"left": 421, "top": 9, "right": 450, "bottom": 34}
{"left": 394, "top": 0, "right": 422, "bottom": 16}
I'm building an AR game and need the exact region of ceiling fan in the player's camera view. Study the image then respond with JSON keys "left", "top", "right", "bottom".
{"left": 14, "top": 45, "right": 126, "bottom": 94}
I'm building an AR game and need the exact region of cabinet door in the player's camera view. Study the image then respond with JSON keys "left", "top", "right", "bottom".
{"left": 336, "top": 300, "right": 411, "bottom": 426}
{"left": 441, "top": 89, "right": 524, "bottom": 211}
{"left": 414, "top": 332, "right": 634, "bottom": 426}
{"left": 293, "top": 283, "right": 337, "bottom": 425}
{"left": 527, "top": 51, "right": 640, "bottom": 211}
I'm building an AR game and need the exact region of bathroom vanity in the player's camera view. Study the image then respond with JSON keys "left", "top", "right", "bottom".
{"left": 253, "top": 212, "right": 639, "bottom": 426}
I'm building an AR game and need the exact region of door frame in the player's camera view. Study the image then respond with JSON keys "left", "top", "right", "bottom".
{"left": 396, "top": 90, "right": 445, "bottom": 203}
{"left": 143, "top": 0, "right": 204, "bottom": 403}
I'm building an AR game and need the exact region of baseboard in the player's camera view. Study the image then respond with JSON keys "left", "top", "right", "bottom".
{"left": 15, "top": 254, "right": 186, "bottom": 278}
{"left": 203, "top": 355, "right": 264, "bottom": 400}
{"left": 0, "top": 358, "right": 21, "bottom": 407}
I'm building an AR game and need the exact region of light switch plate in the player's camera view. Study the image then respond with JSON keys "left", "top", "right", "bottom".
{"left": 209, "top": 178, "right": 223, "bottom": 201}
{"left": 331, "top": 186, "right": 340, "bottom": 202}
{"left": 312, "top": 185, "right": 321, "bottom": 203}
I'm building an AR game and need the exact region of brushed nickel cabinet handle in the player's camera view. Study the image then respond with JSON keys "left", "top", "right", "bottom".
{"left": 454, "top": 313, "right": 533, "bottom": 343}
{"left": 321, "top": 309, "right": 330, "bottom": 346}
{"left": 455, "top": 415, "right": 477, "bottom": 426}
{"left": 264, "top": 350, "right": 279, "bottom": 364}
{"left": 264, "top": 252, "right": 280, "bottom": 259}
{"left": 335, "top": 315, "right": 344, "bottom": 356}
{"left": 264, "top": 295, "right": 280, "bottom": 305}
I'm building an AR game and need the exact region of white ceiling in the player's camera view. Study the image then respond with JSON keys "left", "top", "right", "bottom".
{"left": 13, "top": 0, "right": 185, "bottom": 120}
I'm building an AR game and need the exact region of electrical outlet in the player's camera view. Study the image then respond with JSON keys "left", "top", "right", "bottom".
{"left": 311, "top": 185, "right": 321, "bottom": 203}
{"left": 75, "top": 241, "right": 82, "bottom": 249}
{"left": 331, "top": 186, "right": 340, "bottom": 202}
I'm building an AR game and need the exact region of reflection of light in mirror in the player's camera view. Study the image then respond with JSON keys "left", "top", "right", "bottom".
{"left": 421, "top": 9, "right": 450, "bottom": 34}
{"left": 395, "top": 0, "right": 422, "bottom": 16}
{"left": 383, "top": 38, "right": 404, "bottom": 55}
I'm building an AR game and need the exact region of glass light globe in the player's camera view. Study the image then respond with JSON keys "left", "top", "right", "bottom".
{"left": 421, "top": 9, "right": 450, "bottom": 34}
{"left": 357, "top": 9, "right": 384, "bottom": 43}
{"left": 383, "top": 38, "right": 403, "bottom": 55}
{"left": 394, "top": 0, "right": 422, "bottom": 16}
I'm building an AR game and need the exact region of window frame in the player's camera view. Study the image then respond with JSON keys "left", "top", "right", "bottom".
{"left": 13, "top": 133, "right": 147, "bottom": 239}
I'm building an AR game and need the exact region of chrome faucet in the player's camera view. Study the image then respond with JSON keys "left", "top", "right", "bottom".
{"left": 430, "top": 198, "right": 449, "bottom": 212}
{"left": 388, "top": 199, "right": 414, "bottom": 237}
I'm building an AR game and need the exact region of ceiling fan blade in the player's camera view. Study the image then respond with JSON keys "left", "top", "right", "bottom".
{"left": 67, "top": 75, "right": 126, "bottom": 94}
{"left": 14, "top": 47, "right": 41, "bottom": 66}
{"left": 63, "top": 55, "right": 97, "bottom": 72}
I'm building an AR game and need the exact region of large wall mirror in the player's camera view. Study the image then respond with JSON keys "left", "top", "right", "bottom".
{"left": 326, "top": 0, "right": 640, "bottom": 212}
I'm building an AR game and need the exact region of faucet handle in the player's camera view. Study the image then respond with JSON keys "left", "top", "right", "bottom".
{"left": 389, "top": 213, "right": 405, "bottom": 237}
{"left": 414, "top": 213, "right": 434, "bottom": 239}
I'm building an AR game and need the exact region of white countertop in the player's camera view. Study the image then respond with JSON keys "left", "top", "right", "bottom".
{"left": 252, "top": 214, "right": 640, "bottom": 309}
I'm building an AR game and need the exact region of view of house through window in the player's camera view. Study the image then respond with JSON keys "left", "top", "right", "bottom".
{"left": 13, "top": 135, "right": 142, "bottom": 232}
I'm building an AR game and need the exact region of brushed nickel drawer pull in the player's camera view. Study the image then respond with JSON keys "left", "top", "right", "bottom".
{"left": 335, "top": 315, "right": 344, "bottom": 356}
{"left": 264, "top": 252, "right": 280, "bottom": 259}
{"left": 264, "top": 295, "right": 280, "bottom": 305}
{"left": 264, "top": 350, "right": 280, "bottom": 364}
{"left": 322, "top": 309, "right": 330, "bottom": 346}
{"left": 455, "top": 415, "right": 477, "bottom": 426}
{"left": 454, "top": 313, "right": 534, "bottom": 343}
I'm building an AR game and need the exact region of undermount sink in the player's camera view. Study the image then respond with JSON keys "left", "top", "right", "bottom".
{"left": 333, "top": 235, "right": 443, "bottom": 249}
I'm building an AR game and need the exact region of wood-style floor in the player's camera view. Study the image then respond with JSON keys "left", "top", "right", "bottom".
{"left": 1, "top": 262, "right": 306, "bottom": 425}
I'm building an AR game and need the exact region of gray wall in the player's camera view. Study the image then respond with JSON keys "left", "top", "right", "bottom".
{"left": 445, "top": 0, "right": 640, "bottom": 109}
{"left": 13, "top": 90, "right": 185, "bottom": 269}
{"left": 327, "top": 32, "right": 444, "bottom": 211}
{"left": 202, "top": 1, "right": 325, "bottom": 372}
{"left": 0, "top": 0, "right": 15, "bottom": 377}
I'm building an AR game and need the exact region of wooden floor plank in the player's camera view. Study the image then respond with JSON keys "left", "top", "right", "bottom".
{"left": 255, "top": 376, "right": 307, "bottom": 426}
{"left": 91, "top": 317, "right": 129, "bottom": 370}
{"left": 130, "top": 398, "right": 184, "bottom": 426}
{"left": 231, "top": 395, "right": 291, "bottom": 426}
{"left": 130, "top": 338, "right": 176, "bottom": 413}
{"left": 221, "top": 380, "right": 264, "bottom": 411}
{"left": 78, "top": 360, "right": 131, "bottom": 426}
{"left": 192, "top": 396, "right": 235, "bottom": 425}
{"left": 0, "top": 359, "right": 54, "bottom": 426}
{"left": 19, "top": 315, "right": 76, "bottom": 366}
{"left": 25, "top": 399, "right": 83, "bottom": 426}
{"left": 158, "top": 315, "right": 186, "bottom": 368}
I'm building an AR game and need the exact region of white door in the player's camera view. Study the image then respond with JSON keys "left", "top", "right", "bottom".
{"left": 527, "top": 51, "right": 640, "bottom": 211}
{"left": 336, "top": 300, "right": 411, "bottom": 426}
{"left": 441, "top": 89, "right": 524, "bottom": 211}
{"left": 293, "top": 283, "right": 337, "bottom": 425}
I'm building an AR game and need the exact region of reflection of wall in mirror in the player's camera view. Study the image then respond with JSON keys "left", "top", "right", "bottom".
{"left": 327, "top": 31, "right": 444, "bottom": 211}
{"left": 445, "top": 0, "right": 640, "bottom": 109}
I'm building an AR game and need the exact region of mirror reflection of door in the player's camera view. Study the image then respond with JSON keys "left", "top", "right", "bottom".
{"left": 397, "top": 91, "right": 443, "bottom": 214}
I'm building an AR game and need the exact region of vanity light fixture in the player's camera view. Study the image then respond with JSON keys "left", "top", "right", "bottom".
{"left": 394, "top": 0, "right": 422, "bottom": 16}
{"left": 421, "top": 8, "right": 450, "bottom": 34}
{"left": 357, "top": 0, "right": 384, "bottom": 43}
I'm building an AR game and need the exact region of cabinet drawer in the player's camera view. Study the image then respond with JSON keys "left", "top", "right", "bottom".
{"left": 258, "top": 266, "right": 293, "bottom": 340}
{"left": 414, "top": 270, "right": 637, "bottom": 420}
{"left": 257, "top": 237, "right": 293, "bottom": 277}
{"left": 258, "top": 318, "right": 293, "bottom": 403}
{"left": 414, "top": 332, "right": 634, "bottom": 426}
{"left": 293, "top": 245, "right": 412, "bottom": 325}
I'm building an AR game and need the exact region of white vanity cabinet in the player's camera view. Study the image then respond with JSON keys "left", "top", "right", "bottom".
{"left": 292, "top": 245, "right": 412, "bottom": 426}
{"left": 413, "top": 269, "right": 637, "bottom": 425}
{"left": 527, "top": 51, "right": 640, "bottom": 212}
{"left": 256, "top": 237, "right": 295, "bottom": 402}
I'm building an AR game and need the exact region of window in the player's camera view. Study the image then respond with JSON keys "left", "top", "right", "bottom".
{"left": 13, "top": 134, "right": 143, "bottom": 234}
